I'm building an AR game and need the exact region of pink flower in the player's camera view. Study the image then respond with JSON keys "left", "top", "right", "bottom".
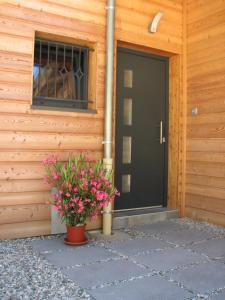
{"left": 89, "top": 168, "right": 94, "bottom": 174}
{"left": 73, "top": 187, "right": 78, "bottom": 193}
{"left": 65, "top": 192, "right": 71, "bottom": 197}
{"left": 52, "top": 171, "right": 60, "bottom": 180}
{"left": 104, "top": 180, "right": 110, "bottom": 186}
{"left": 97, "top": 183, "right": 101, "bottom": 189}
{"left": 42, "top": 154, "right": 58, "bottom": 166}
{"left": 91, "top": 187, "right": 97, "bottom": 194}
{"left": 80, "top": 169, "right": 85, "bottom": 176}
{"left": 53, "top": 193, "right": 59, "bottom": 200}
{"left": 91, "top": 180, "right": 97, "bottom": 187}
{"left": 96, "top": 191, "right": 108, "bottom": 201}
{"left": 78, "top": 201, "right": 84, "bottom": 208}
{"left": 115, "top": 189, "right": 120, "bottom": 196}
{"left": 43, "top": 175, "right": 50, "bottom": 185}
{"left": 85, "top": 198, "right": 91, "bottom": 203}
{"left": 72, "top": 197, "right": 79, "bottom": 203}
{"left": 77, "top": 206, "right": 84, "bottom": 213}
{"left": 91, "top": 214, "right": 98, "bottom": 220}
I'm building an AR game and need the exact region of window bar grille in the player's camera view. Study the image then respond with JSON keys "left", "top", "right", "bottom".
{"left": 38, "top": 40, "right": 42, "bottom": 94}
{"left": 55, "top": 44, "right": 58, "bottom": 99}
{"left": 84, "top": 48, "right": 89, "bottom": 107}
{"left": 34, "top": 39, "right": 91, "bottom": 109}
{"left": 77, "top": 48, "right": 81, "bottom": 101}
{"left": 71, "top": 46, "right": 75, "bottom": 99}
{"left": 62, "top": 45, "right": 65, "bottom": 99}
{"left": 46, "top": 42, "right": 49, "bottom": 97}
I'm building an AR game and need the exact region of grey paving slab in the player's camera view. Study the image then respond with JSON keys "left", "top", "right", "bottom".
{"left": 63, "top": 259, "right": 148, "bottom": 288}
{"left": 133, "top": 248, "right": 206, "bottom": 271}
{"left": 131, "top": 221, "right": 186, "bottom": 235}
{"left": 109, "top": 237, "right": 171, "bottom": 256}
{"left": 31, "top": 237, "right": 68, "bottom": 253}
{"left": 188, "top": 238, "right": 225, "bottom": 259}
{"left": 169, "top": 262, "right": 225, "bottom": 294}
{"left": 159, "top": 228, "right": 213, "bottom": 246}
{"left": 210, "top": 291, "right": 225, "bottom": 300}
{"left": 44, "top": 245, "right": 120, "bottom": 267}
{"left": 90, "top": 275, "right": 192, "bottom": 300}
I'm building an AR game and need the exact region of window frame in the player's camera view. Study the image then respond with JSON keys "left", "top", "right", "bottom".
{"left": 32, "top": 38, "right": 92, "bottom": 110}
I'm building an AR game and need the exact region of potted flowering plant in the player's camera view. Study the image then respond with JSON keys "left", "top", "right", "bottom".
{"left": 43, "top": 154, "right": 119, "bottom": 245}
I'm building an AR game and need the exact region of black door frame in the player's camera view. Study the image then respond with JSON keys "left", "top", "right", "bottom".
{"left": 115, "top": 47, "right": 169, "bottom": 209}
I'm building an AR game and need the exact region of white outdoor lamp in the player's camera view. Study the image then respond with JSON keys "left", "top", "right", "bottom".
{"left": 148, "top": 11, "right": 164, "bottom": 33}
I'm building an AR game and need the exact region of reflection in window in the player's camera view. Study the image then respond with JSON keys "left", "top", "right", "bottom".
{"left": 122, "top": 136, "right": 132, "bottom": 164}
{"left": 122, "top": 175, "right": 131, "bottom": 193}
{"left": 124, "top": 98, "right": 132, "bottom": 125}
{"left": 124, "top": 70, "right": 133, "bottom": 88}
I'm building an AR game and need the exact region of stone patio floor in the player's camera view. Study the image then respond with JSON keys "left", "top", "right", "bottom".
{"left": 1, "top": 218, "right": 225, "bottom": 299}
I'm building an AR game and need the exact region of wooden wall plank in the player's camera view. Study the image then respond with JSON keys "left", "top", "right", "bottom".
{"left": 186, "top": 207, "right": 225, "bottom": 227}
{"left": 0, "top": 204, "right": 50, "bottom": 224}
{"left": 0, "top": 114, "right": 103, "bottom": 134}
{"left": 186, "top": 161, "right": 225, "bottom": 178}
{"left": 0, "top": 220, "right": 51, "bottom": 240}
{"left": 187, "top": 152, "right": 225, "bottom": 163}
{"left": 0, "top": 150, "right": 102, "bottom": 162}
{"left": 0, "top": 180, "right": 49, "bottom": 193}
{"left": 186, "top": 174, "right": 225, "bottom": 189}
{"left": 0, "top": 191, "right": 51, "bottom": 205}
{"left": 186, "top": 0, "right": 225, "bottom": 226}
{"left": 0, "top": 132, "right": 103, "bottom": 150}
{"left": 0, "top": 50, "right": 32, "bottom": 72}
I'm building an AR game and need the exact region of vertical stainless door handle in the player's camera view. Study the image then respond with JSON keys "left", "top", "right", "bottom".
{"left": 159, "top": 121, "right": 166, "bottom": 144}
{"left": 160, "top": 121, "right": 163, "bottom": 144}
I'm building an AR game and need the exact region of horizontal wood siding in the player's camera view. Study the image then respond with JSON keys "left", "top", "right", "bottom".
{"left": 116, "top": 0, "right": 183, "bottom": 54}
{"left": 0, "top": 0, "right": 106, "bottom": 239}
{"left": 0, "top": 0, "right": 183, "bottom": 239}
{"left": 186, "top": 0, "right": 225, "bottom": 226}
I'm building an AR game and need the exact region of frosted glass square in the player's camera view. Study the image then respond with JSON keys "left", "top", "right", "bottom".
{"left": 122, "top": 175, "right": 131, "bottom": 193}
{"left": 124, "top": 98, "right": 132, "bottom": 125}
{"left": 124, "top": 70, "right": 133, "bottom": 88}
{"left": 123, "top": 136, "right": 132, "bottom": 164}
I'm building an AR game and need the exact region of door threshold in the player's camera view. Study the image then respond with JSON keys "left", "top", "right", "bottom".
{"left": 114, "top": 207, "right": 173, "bottom": 217}
{"left": 113, "top": 207, "right": 178, "bottom": 229}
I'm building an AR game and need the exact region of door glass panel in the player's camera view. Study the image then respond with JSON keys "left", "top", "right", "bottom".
{"left": 122, "top": 174, "right": 131, "bottom": 193}
{"left": 124, "top": 98, "right": 132, "bottom": 125}
{"left": 123, "top": 136, "right": 132, "bottom": 164}
{"left": 124, "top": 70, "right": 133, "bottom": 88}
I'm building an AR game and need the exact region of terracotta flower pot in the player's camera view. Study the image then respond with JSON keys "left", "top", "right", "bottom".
{"left": 66, "top": 224, "right": 87, "bottom": 244}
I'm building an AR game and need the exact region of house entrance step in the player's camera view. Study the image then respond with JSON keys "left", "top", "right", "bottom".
{"left": 112, "top": 207, "right": 179, "bottom": 229}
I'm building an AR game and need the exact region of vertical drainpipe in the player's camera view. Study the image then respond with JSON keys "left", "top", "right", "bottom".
{"left": 102, "top": 0, "right": 115, "bottom": 235}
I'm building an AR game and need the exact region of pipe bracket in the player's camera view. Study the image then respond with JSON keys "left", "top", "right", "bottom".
{"left": 102, "top": 211, "right": 112, "bottom": 215}
{"left": 106, "top": 6, "right": 115, "bottom": 10}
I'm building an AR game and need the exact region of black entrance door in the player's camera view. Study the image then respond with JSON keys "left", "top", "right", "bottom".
{"left": 115, "top": 48, "right": 168, "bottom": 210}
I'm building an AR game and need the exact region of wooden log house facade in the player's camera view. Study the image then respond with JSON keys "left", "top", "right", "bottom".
{"left": 0, "top": 0, "right": 224, "bottom": 239}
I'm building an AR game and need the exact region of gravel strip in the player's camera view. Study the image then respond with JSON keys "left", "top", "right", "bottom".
{"left": 171, "top": 218, "right": 225, "bottom": 236}
{"left": 0, "top": 237, "right": 91, "bottom": 300}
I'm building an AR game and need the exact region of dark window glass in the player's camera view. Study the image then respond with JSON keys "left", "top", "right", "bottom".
{"left": 33, "top": 39, "right": 89, "bottom": 109}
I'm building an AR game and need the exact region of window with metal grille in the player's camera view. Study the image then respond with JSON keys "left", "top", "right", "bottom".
{"left": 33, "top": 39, "right": 90, "bottom": 110}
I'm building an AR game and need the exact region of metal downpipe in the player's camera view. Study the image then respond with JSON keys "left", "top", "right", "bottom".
{"left": 103, "top": 0, "right": 115, "bottom": 235}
